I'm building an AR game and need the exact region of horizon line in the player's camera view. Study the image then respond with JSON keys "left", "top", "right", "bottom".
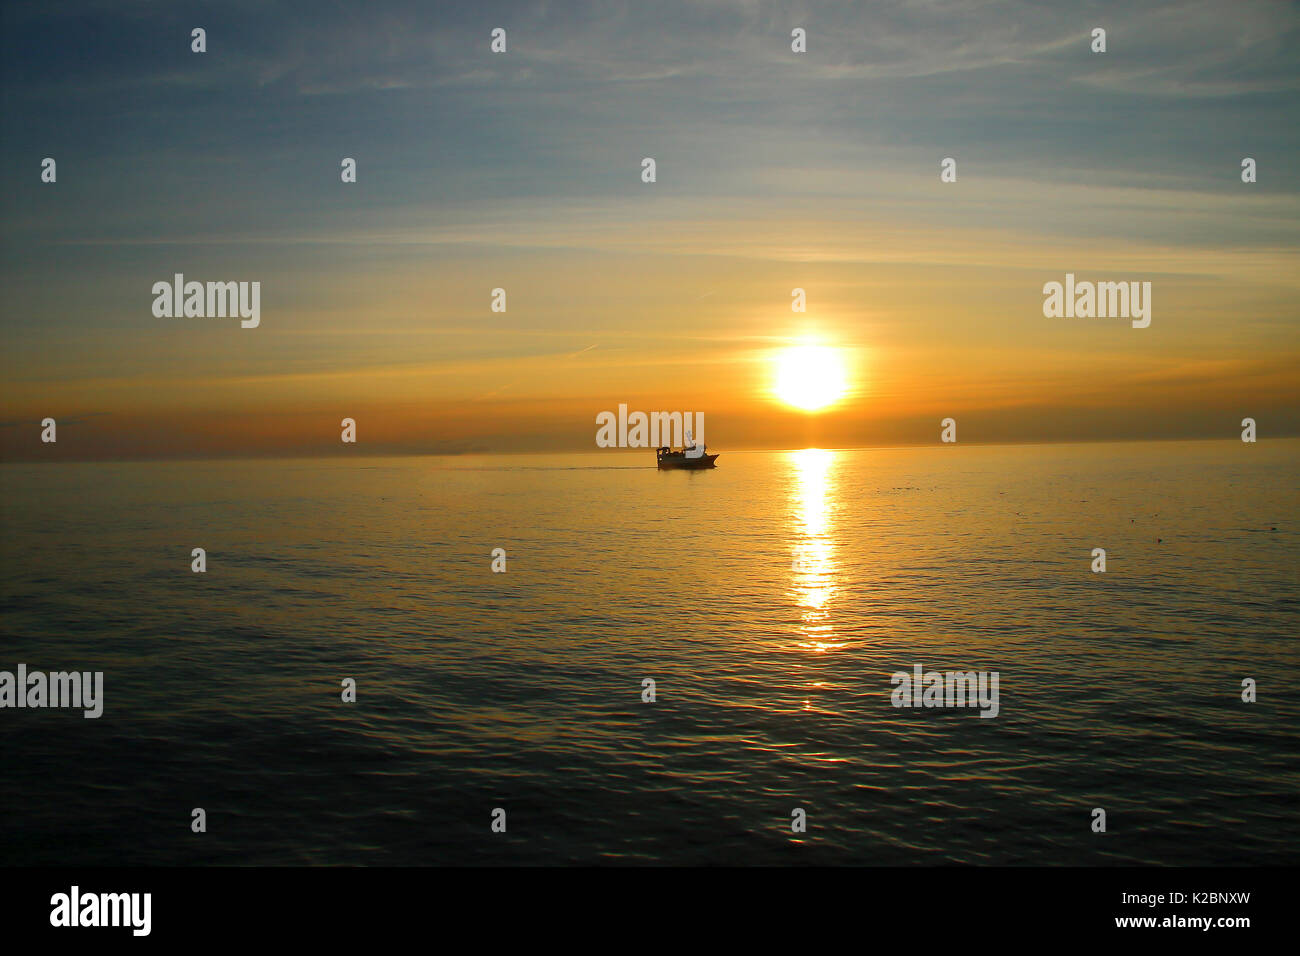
{"left": 4, "top": 432, "right": 1294, "bottom": 466}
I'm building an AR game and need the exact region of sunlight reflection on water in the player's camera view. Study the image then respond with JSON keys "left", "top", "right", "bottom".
{"left": 789, "top": 449, "right": 847, "bottom": 654}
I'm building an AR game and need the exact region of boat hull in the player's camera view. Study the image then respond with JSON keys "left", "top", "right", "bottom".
{"left": 657, "top": 453, "right": 719, "bottom": 470}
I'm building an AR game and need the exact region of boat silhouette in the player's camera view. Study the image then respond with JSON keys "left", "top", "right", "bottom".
{"left": 656, "top": 442, "right": 718, "bottom": 469}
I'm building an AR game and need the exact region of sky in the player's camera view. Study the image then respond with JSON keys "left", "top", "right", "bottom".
{"left": 2, "top": 0, "right": 1298, "bottom": 459}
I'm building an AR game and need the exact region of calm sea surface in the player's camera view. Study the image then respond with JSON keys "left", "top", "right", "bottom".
{"left": 1, "top": 440, "right": 1296, "bottom": 865}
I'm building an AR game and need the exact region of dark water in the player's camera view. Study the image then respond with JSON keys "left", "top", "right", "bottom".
{"left": 1, "top": 440, "right": 1296, "bottom": 865}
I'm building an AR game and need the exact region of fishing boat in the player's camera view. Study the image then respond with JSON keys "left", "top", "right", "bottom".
{"left": 656, "top": 442, "right": 718, "bottom": 469}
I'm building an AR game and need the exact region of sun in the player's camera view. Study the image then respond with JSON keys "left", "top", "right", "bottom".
{"left": 774, "top": 345, "right": 848, "bottom": 411}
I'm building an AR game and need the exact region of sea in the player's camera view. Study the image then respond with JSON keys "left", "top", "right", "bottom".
{"left": 1, "top": 439, "right": 1296, "bottom": 865}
